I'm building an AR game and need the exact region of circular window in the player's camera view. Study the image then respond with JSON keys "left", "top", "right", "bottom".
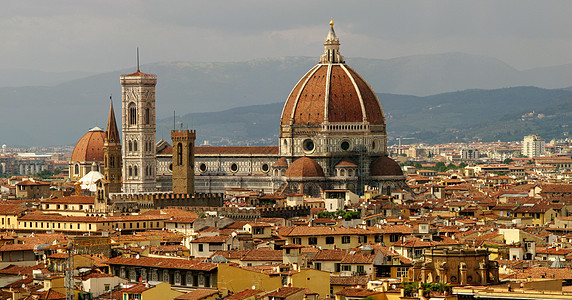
{"left": 302, "top": 139, "right": 315, "bottom": 152}
{"left": 199, "top": 163, "right": 207, "bottom": 173}
{"left": 340, "top": 140, "right": 351, "bottom": 151}
{"left": 168, "top": 163, "right": 173, "bottom": 172}
{"left": 261, "top": 163, "right": 269, "bottom": 173}
{"left": 230, "top": 163, "right": 239, "bottom": 173}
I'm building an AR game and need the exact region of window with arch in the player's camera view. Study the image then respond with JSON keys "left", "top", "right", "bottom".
{"left": 145, "top": 107, "right": 150, "bottom": 125}
{"left": 134, "top": 166, "right": 138, "bottom": 177}
{"left": 177, "top": 143, "right": 183, "bottom": 166}
{"left": 128, "top": 141, "right": 132, "bottom": 152}
{"left": 134, "top": 141, "right": 138, "bottom": 152}
{"left": 74, "top": 164, "right": 79, "bottom": 175}
{"left": 128, "top": 166, "right": 132, "bottom": 177}
{"left": 128, "top": 103, "right": 137, "bottom": 125}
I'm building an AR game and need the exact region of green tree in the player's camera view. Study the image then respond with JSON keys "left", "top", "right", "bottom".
{"left": 503, "top": 158, "right": 514, "bottom": 164}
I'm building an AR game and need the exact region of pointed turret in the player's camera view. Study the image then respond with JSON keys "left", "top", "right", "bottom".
{"left": 103, "top": 96, "right": 122, "bottom": 195}
{"left": 105, "top": 98, "right": 120, "bottom": 143}
{"left": 320, "top": 18, "right": 344, "bottom": 64}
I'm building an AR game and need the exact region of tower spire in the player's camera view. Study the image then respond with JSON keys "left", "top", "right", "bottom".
{"left": 136, "top": 47, "right": 140, "bottom": 72}
{"left": 106, "top": 96, "right": 120, "bottom": 142}
{"left": 320, "top": 18, "right": 344, "bottom": 64}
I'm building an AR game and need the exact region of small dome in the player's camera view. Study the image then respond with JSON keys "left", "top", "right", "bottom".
{"left": 285, "top": 157, "right": 324, "bottom": 178}
{"left": 272, "top": 157, "right": 288, "bottom": 168}
{"left": 370, "top": 156, "right": 403, "bottom": 177}
{"left": 336, "top": 159, "right": 358, "bottom": 168}
{"left": 71, "top": 128, "right": 106, "bottom": 162}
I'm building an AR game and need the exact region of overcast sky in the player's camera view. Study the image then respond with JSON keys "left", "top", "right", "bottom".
{"left": 2, "top": 0, "right": 572, "bottom": 73}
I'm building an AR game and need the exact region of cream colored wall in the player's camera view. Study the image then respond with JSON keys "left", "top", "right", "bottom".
{"left": 287, "top": 233, "right": 377, "bottom": 250}
{"left": 290, "top": 269, "right": 330, "bottom": 299}
{"left": 142, "top": 282, "right": 184, "bottom": 300}
{"left": 217, "top": 263, "right": 281, "bottom": 293}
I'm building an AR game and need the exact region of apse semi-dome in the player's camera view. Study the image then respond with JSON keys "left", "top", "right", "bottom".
{"left": 71, "top": 127, "right": 106, "bottom": 162}
{"left": 370, "top": 156, "right": 404, "bottom": 177}
{"left": 285, "top": 157, "right": 325, "bottom": 178}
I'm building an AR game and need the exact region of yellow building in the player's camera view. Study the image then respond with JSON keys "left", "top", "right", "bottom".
{"left": 217, "top": 263, "right": 330, "bottom": 299}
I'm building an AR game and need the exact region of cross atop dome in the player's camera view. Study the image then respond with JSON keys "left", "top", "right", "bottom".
{"left": 320, "top": 18, "right": 344, "bottom": 64}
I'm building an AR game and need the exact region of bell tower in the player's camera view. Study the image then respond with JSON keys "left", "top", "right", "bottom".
{"left": 103, "top": 98, "right": 122, "bottom": 194}
{"left": 120, "top": 56, "right": 157, "bottom": 193}
{"left": 171, "top": 129, "right": 196, "bottom": 194}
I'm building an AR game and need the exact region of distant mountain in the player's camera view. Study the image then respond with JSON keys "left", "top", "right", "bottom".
{"left": 2, "top": 53, "right": 572, "bottom": 146}
{"left": 0, "top": 69, "right": 95, "bottom": 88}
{"left": 163, "top": 86, "right": 572, "bottom": 146}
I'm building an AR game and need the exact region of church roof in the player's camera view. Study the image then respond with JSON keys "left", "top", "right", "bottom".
{"left": 285, "top": 157, "right": 325, "bottom": 178}
{"left": 370, "top": 156, "right": 403, "bottom": 177}
{"left": 280, "top": 21, "right": 384, "bottom": 126}
{"left": 71, "top": 127, "right": 105, "bottom": 162}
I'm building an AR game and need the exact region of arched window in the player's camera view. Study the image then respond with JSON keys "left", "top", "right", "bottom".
{"left": 177, "top": 143, "right": 183, "bottom": 166}
{"left": 128, "top": 103, "right": 137, "bottom": 126}
{"left": 128, "top": 141, "right": 132, "bottom": 152}
{"left": 134, "top": 166, "right": 138, "bottom": 177}
{"left": 74, "top": 164, "right": 79, "bottom": 175}
{"left": 145, "top": 107, "right": 150, "bottom": 125}
{"left": 128, "top": 166, "right": 132, "bottom": 177}
{"left": 110, "top": 156, "right": 115, "bottom": 168}
{"left": 134, "top": 141, "right": 138, "bottom": 152}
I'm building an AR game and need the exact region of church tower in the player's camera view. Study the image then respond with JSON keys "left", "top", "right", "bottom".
{"left": 103, "top": 98, "right": 122, "bottom": 193}
{"left": 171, "top": 129, "right": 196, "bottom": 194}
{"left": 120, "top": 63, "right": 157, "bottom": 193}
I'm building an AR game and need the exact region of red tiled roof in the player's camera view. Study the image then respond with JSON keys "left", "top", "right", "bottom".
{"left": 105, "top": 256, "right": 217, "bottom": 271}
{"left": 195, "top": 146, "right": 278, "bottom": 155}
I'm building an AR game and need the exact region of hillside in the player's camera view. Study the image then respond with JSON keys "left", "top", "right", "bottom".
{"left": 162, "top": 87, "right": 572, "bottom": 146}
{"left": 2, "top": 53, "right": 572, "bottom": 146}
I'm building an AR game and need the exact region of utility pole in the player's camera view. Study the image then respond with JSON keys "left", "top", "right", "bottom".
{"left": 65, "top": 241, "right": 74, "bottom": 300}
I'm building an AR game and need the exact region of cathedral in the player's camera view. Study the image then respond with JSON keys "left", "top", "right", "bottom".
{"left": 69, "top": 21, "right": 406, "bottom": 197}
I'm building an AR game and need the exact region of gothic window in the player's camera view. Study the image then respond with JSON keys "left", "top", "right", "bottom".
{"left": 134, "top": 166, "right": 138, "bottom": 177}
{"left": 134, "top": 141, "right": 138, "bottom": 152}
{"left": 145, "top": 107, "right": 150, "bottom": 125}
{"left": 128, "top": 166, "right": 132, "bottom": 177}
{"left": 128, "top": 103, "right": 137, "bottom": 126}
{"left": 110, "top": 156, "right": 115, "bottom": 168}
{"left": 128, "top": 141, "right": 132, "bottom": 152}
{"left": 177, "top": 143, "right": 183, "bottom": 166}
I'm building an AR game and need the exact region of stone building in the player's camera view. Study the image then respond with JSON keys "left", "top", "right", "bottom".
{"left": 410, "top": 247, "right": 499, "bottom": 286}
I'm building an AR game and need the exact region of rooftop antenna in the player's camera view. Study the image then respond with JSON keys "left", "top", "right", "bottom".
{"left": 136, "top": 47, "right": 140, "bottom": 72}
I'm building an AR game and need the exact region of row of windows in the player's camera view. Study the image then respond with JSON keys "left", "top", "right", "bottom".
{"left": 16, "top": 221, "right": 163, "bottom": 230}
{"left": 197, "top": 163, "right": 270, "bottom": 173}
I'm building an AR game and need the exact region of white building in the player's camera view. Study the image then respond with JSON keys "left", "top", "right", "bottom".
{"left": 522, "top": 135, "right": 545, "bottom": 158}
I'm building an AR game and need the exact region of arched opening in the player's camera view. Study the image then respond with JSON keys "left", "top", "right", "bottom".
{"left": 134, "top": 141, "right": 138, "bottom": 152}
{"left": 144, "top": 107, "right": 150, "bottom": 125}
{"left": 128, "top": 166, "right": 132, "bottom": 177}
{"left": 74, "top": 164, "right": 79, "bottom": 175}
{"left": 134, "top": 166, "right": 138, "bottom": 177}
{"left": 128, "top": 141, "right": 132, "bottom": 152}
{"left": 177, "top": 143, "right": 183, "bottom": 166}
{"left": 128, "top": 103, "right": 137, "bottom": 126}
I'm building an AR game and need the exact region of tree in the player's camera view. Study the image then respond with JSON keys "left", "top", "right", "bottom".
{"left": 503, "top": 158, "right": 514, "bottom": 164}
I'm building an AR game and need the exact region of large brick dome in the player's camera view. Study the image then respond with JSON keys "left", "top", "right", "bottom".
{"left": 71, "top": 127, "right": 106, "bottom": 162}
{"left": 280, "top": 64, "right": 384, "bottom": 125}
{"left": 280, "top": 21, "right": 384, "bottom": 126}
